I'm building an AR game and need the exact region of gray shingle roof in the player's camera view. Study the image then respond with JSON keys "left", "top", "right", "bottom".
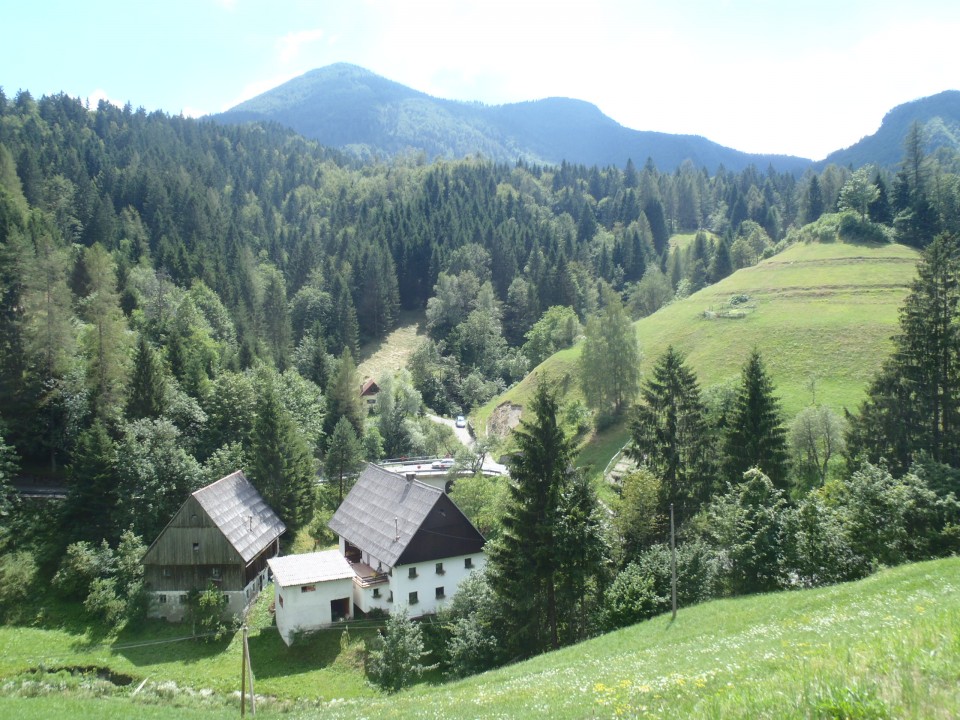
{"left": 328, "top": 464, "right": 443, "bottom": 567}
{"left": 193, "top": 471, "right": 287, "bottom": 563}
{"left": 268, "top": 550, "right": 354, "bottom": 587}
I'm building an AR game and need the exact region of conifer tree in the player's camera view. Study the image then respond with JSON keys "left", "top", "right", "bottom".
{"left": 323, "top": 348, "right": 364, "bottom": 441}
{"left": 628, "top": 346, "right": 714, "bottom": 523}
{"left": 324, "top": 416, "right": 363, "bottom": 504}
{"left": 62, "top": 421, "right": 118, "bottom": 543}
{"left": 848, "top": 234, "right": 960, "bottom": 471}
{"left": 722, "top": 350, "right": 790, "bottom": 490}
{"left": 249, "top": 375, "right": 315, "bottom": 532}
{"left": 488, "top": 379, "right": 573, "bottom": 655}
{"left": 126, "top": 334, "right": 166, "bottom": 420}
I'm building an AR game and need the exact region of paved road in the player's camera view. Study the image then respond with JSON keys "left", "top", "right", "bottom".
{"left": 426, "top": 414, "right": 508, "bottom": 476}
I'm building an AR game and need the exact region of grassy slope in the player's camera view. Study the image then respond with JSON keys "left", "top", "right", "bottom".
{"left": 315, "top": 557, "right": 960, "bottom": 719}
{"left": 357, "top": 309, "right": 427, "bottom": 384}
{"left": 475, "top": 239, "right": 919, "bottom": 476}
{"left": 7, "top": 557, "right": 955, "bottom": 718}
{"left": 0, "top": 588, "right": 380, "bottom": 718}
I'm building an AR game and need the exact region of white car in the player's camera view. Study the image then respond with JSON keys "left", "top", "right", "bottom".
{"left": 455, "top": 414, "right": 466, "bottom": 428}
{"left": 432, "top": 457, "right": 455, "bottom": 469}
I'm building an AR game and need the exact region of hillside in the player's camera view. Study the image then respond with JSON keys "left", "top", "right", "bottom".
{"left": 3, "top": 558, "right": 957, "bottom": 718}
{"left": 212, "top": 63, "right": 812, "bottom": 173}
{"left": 477, "top": 237, "right": 920, "bottom": 467}
{"left": 822, "top": 90, "right": 960, "bottom": 169}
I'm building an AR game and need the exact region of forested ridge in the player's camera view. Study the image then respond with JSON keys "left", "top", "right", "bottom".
{"left": 2, "top": 86, "right": 960, "bottom": 674}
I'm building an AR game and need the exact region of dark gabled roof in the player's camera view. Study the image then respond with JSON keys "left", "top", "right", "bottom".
{"left": 329, "top": 464, "right": 484, "bottom": 567}
{"left": 360, "top": 378, "right": 380, "bottom": 396}
{"left": 192, "top": 471, "right": 287, "bottom": 563}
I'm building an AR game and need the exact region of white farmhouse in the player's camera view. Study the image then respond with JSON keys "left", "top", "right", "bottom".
{"left": 268, "top": 463, "right": 486, "bottom": 645}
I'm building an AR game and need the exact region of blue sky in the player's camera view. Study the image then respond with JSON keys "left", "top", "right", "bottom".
{"left": 3, "top": 0, "right": 958, "bottom": 159}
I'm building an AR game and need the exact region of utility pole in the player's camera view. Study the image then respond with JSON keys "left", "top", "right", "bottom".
{"left": 670, "top": 503, "right": 677, "bottom": 621}
{"left": 240, "top": 625, "right": 255, "bottom": 716}
{"left": 240, "top": 625, "right": 247, "bottom": 718}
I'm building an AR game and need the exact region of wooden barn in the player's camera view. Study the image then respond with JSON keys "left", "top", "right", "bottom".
{"left": 142, "top": 470, "right": 286, "bottom": 621}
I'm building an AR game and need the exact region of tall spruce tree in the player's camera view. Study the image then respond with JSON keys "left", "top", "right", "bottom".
{"left": 250, "top": 375, "right": 315, "bottom": 532}
{"left": 324, "top": 416, "right": 363, "bottom": 504}
{"left": 722, "top": 350, "right": 790, "bottom": 490}
{"left": 488, "top": 379, "right": 573, "bottom": 655}
{"left": 62, "top": 421, "right": 118, "bottom": 543}
{"left": 323, "top": 348, "right": 364, "bottom": 441}
{"left": 628, "top": 346, "right": 714, "bottom": 524}
{"left": 126, "top": 333, "right": 165, "bottom": 420}
{"left": 847, "top": 233, "right": 960, "bottom": 471}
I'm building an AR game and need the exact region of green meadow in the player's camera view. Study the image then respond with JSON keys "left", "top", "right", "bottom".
{"left": 475, "top": 238, "right": 920, "bottom": 476}
{"left": 3, "top": 558, "right": 957, "bottom": 719}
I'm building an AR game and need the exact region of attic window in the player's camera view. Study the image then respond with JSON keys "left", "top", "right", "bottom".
{"left": 464, "top": 557, "right": 473, "bottom": 569}
{"left": 408, "top": 567, "right": 418, "bottom": 579}
{"left": 211, "top": 567, "right": 221, "bottom": 579}
{"left": 193, "top": 542, "right": 199, "bottom": 552}
{"left": 162, "top": 567, "right": 172, "bottom": 578}
{"left": 435, "top": 562, "right": 445, "bottom": 575}
{"left": 301, "top": 585, "right": 316, "bottom": 593}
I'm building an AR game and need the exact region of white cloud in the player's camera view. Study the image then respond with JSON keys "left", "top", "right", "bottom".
{"left": 86, "top": 88, "right": 122, "bottom": 110}
{"left": 277, "top": 28, "right": 325, "bottom": 64}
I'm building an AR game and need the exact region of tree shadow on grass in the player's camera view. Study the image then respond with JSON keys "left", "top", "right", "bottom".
{"left": 109, "top": 619, "right": 233, "bottom": 667}
{"left": 248, "top": 624, "right": 377, "bottom": 680}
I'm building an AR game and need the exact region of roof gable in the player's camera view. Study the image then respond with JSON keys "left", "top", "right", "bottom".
{"left": 329, "top": 464, "right": 484, "bottom": 566}
{"left": 143, "top": 470, "right": 287, "bottom": 565}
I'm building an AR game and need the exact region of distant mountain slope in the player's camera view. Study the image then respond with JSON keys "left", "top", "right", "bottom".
{"left": 821, "top": 90, "right": 960, "bottom": 169}
{"left": 213, "top": 63, "right": 812, "bottom": 173}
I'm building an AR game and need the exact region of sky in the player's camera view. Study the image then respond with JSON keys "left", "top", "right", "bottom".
{"left": 3, "top": 0, "right": 959, "bottom": 160}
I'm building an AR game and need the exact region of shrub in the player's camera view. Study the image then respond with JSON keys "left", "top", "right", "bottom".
{"left": 601, "top": 563, "right": 666, "bottom": 631}
{"left": 186, "top": 583, "right": 231, "bottom": 641}
{"left": 366, "top": 609, "right": 435, "bottom": 692}
{"left": 52, "top": 541, "right": 113, "bottom": 600}
{"left": 0, "top": 550, "right": 38, "bottom": 618}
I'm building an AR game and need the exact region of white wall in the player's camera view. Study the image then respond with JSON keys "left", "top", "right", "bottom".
{"left": 388, "top": 552, "right": 486, "bottom": 617}
{"left": 273, "top": 576, "right": 354, "bottom": 646}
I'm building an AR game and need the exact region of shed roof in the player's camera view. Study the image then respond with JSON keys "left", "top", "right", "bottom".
{"left": 268, "top": 550, "right": 354, "bottom": 587}
{"left": 192, "top": 471, "right": 287, "bottom": 563}
{"left": 328, "top": 464, "right": 483, "bottom": 567}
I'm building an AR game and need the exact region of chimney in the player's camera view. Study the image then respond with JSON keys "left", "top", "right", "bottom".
{"left": 405, "top": 473, "right": 416, "bottom": 482}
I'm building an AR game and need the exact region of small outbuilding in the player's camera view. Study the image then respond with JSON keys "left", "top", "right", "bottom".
{"left": 142, "top": 470, "right": 286, "bottom": 621}
{"left": 267, "top": 551, "right": 355, "bottom": 645}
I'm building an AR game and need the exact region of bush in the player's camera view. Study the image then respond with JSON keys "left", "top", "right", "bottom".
{"left": 601, "top": 563, "right": 666, "bottom": 631}
{"left": 366, "top": 609, "right": 435, "bottom": 692}
{"left": 186, "top": 583, "right": 231, "bottom": 641}
{"left": 52, "top": 541, "right": 113, "bottom": 600}
{"left": 0, "top": 550, "right": 38, "bottom": 619}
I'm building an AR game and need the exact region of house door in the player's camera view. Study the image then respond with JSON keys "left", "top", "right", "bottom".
{"left": 330, "top": 597, "right": 350, "bottom": 622}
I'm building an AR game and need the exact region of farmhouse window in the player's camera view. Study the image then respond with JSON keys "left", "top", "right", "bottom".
{"left": 192, "top": 542, "right": 199, "bottom": 552}
{"left": 408, "top": 567, "right": 418, "bottom": 579}
{"left": 388, "top": 591, "right": 394, "bottom": 603}
{"left": 179, "top": 594, "right": 188, "bottom": 603}
{"left": 211, "top": 567, "right": 221, "bottom": 579}
{"left": 373, "top": 588, "right": 381, "bottom": 598}
{"left": 435, "top": 562, "right": 444, "bottom": 575}
{"left": 162, "top": 566, "right": 172, "bottom": 578}
{"left": 301, "top": 585, "right": 316, "bottom": 593}
{"left": 435, "top": 586, "right": 445, "bottom": 599}
{"left": 409, "top": 591, "right": 418, "bottom": 605}
{"left": 464, "top": 557, "right": 473, "bottom": 569}
{"left": 159, "top": 594, "right": 167, "bottom": 604}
